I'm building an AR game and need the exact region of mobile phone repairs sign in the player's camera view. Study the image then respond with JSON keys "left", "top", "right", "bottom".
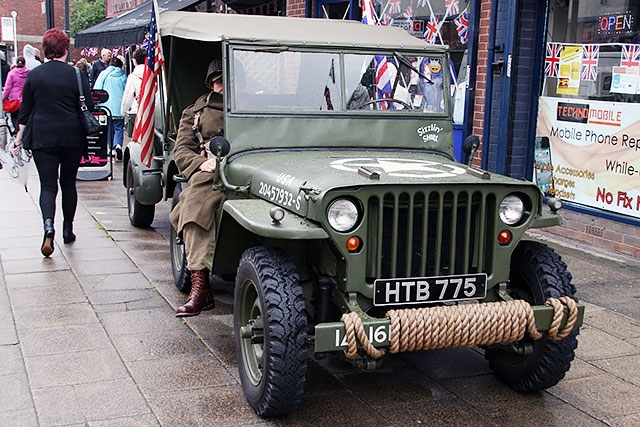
{"left": 536, "top": 96, "right": 640, "bottom": 218}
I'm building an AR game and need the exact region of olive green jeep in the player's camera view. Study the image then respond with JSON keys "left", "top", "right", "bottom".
{"left": 122, "top": 12, "right": 583, "bottom": 417}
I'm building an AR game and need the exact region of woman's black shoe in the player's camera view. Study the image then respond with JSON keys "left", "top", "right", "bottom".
{"left": 63, "top": 221, "right": 76, "bottom": 244}
{"left": 41, "top": 218, "right": 55, "bottom": 257}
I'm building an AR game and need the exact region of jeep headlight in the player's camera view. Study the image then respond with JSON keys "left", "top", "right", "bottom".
{"left": 327, "top": 198, "right": 360, "bottom": 232}
{"left": 499, "top": 195, "right": 525, "bottom": 225}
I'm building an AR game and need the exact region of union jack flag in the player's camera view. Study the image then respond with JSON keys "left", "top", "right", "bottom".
{"left": 388, "top": 0, "right": 402, "bottom": 14}
{"left": 380, "top": 13, "right": 393, "bottom": 26}
{"left": 111, "top": 47, "right": 120, "bottom": 57}
{"left": 445, "top": 0, "right": 459, "bottom": 17}
{"left": 454, "top": 9, "right": 469, "bottom": 44}
{"left": 403, "top": 6, "right": 414, "bottom": 28}
{"left": 545, "top": 42, "right": 562, "bottom": 77}
{"left": 581, "top": 45, "right": 599, "bottom": 81}
{"left": 423, "top": 15, "right": 440, "bottom": 44}
{"left": 132, "top": 0, "right": 164, "bottom": 167}
{"left": 375, "top": 55, "right": 393, "bottom": 110}
{"left": 620, "top": 44, "right": 640, "bottom": 67}
{"left": 361, "top": 0, "right": 376, "bottom": 25}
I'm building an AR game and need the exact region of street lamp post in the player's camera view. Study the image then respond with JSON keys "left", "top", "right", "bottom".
{"left": 11, "top": 11, "right": 17, "bottom": 64}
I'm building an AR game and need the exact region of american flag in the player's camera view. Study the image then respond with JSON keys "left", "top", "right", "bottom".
{"left": 545, "top": 42, "right": 562, "bottom": 77}
{"left": 388, "top": 0, "right": 402, "bottom": 14}
{"left": 454, "top": 9, "right": 469, "bottom": 44}
{"left": 423, "top": 15, "right": 440, "bottom": 44}
{"left": 132, "top": 0, "right": 164, "bottom": 167}
{"left": 375, "top": 55, "right": 392, "bottom": 110}
{"left": 621, "top": 44, "right": 640, "bottom": 67}
{"left": 445, "top": 0, "right": 459, "bottom": 17}
{"left": 581, "top": 45, "right": 599, "bottom": 81}
{"left": 361, "top": 0, "right": 376, "bottom": 25}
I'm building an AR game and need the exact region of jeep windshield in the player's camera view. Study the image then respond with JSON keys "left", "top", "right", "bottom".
{"left": 231, "top": 48, "right": 449, "bottom": 114}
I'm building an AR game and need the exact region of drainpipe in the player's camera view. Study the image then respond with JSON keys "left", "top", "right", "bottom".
{"left": 481, "top": 0, "right": 499, "bottom": 171}
{"left": 463, "top": 0, "right": 481, "bottom": 142}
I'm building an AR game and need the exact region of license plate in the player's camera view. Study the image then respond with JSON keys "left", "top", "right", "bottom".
{"left": 373, "top": 273, "right": 487, "bottom": 306}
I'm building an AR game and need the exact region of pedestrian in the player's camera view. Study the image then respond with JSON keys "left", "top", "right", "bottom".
{"left": 2, "top": 56, "right": 29, "bottom": 131}
{"left": 75, "top": 58, "right": 90, "bottom": 78}
{"left": 120, "top": 48, "right": 146, "bottom": 126}
{"left": 0, "top": 51, "right": 10, "bottom": 87}
{"left": 169, "top": 57, "right": 224, "bottom": 317}
{"left": 12, "top": 28, "right": 95, "bottom": 257}
{"left": 90, "top": 48, "right": 112, "bottom": 88}
{"left": 93, "top": 55, "right": 127, "bottom": 159}
{"left": 23, "top": 45, "right": 41, "bottom": 70}
{"left": 33, "top": 48, "right": 44, "bottom": 64}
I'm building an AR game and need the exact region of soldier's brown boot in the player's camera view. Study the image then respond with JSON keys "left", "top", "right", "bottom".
{"left": 175, "top": 269, "right": 215, "bottom": 317}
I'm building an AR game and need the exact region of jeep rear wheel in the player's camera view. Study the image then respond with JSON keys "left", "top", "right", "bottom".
{"left": 485, "top": 240, "right": 579, "bottom": 392}
{"left": 126, "top": 159, "right": 155, "bottom": 227}
{"left": 170, "top": 182, "right": 190, "bottom": 293}
{"left": 234, "top": 246, "right": 309, "bottom": 417}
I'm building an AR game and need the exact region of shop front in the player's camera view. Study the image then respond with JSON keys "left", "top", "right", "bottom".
{"left": 535, "top": 1, "right": 640, "bottom": 255}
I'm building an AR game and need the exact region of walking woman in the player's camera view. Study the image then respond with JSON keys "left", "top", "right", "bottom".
{"left": 13, "top": 28, "right": 94, "bottom": 256}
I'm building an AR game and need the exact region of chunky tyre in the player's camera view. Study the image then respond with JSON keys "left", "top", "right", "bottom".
{"left": 234, "top": 246, "right": 309, "bottom": 417}
{"left": 170, "top": 182, "right": 190, "bottom": 293}
{"left": 126, "top": 159, "right": 155, "bottom": 227}
{"left": 485, "top": 240, "right": 579, "bottom": 392}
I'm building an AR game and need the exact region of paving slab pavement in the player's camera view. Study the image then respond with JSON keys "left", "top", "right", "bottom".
{"left": 0, "top": 158, "right": 639, "bottom": 426}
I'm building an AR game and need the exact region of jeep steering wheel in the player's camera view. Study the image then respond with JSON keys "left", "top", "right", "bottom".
{"left": 359, "top": 98, "right": 413, "bottom": 110}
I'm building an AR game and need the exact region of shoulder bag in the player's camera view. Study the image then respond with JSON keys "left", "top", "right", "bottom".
{"left": 75, "top": 68, "right": 101, "bottom": 136}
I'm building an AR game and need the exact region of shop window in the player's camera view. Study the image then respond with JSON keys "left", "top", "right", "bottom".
{"left": 535, "top": 0, "right": 640, "bottom": 221}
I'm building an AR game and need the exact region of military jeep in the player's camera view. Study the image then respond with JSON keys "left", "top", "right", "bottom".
{"left": 123, "top": 12, "right": 584, "bottom": 417}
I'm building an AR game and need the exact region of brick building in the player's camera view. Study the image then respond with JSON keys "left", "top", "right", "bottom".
{"left": 0, "top": 0, "right": 87, "bottom": 63}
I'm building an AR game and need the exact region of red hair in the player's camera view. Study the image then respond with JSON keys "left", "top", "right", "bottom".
{"left": 42, "top": 28, "right": 69, "bottom": 60}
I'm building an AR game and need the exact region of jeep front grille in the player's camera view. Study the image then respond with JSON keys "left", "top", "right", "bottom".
{"left": 365, "top": 190, "right": 496, "bottom": 281}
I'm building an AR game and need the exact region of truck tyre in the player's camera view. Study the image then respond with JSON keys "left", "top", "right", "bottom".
{"left": 485, "top": 240, "right": 579, "bottom": 392}
{"left": 170, "top": 182, "right": 190, "bottom": 293}
{"left": 126, "top": 159, "right": 155, "bottom": 228}
{"left": 234, "top": 246, "right": 309, "bottom": 417}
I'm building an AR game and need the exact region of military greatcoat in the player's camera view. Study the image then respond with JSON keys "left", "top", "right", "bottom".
{"left": 169, "top": 91, "right": 224, "bottom": 234}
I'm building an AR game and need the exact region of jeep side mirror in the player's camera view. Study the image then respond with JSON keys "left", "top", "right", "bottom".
{"left": 462, "top": 134, "right": 480, "bottom": 165}
{"left": 209, "top": 136, "right": 231, "bottom": 158}
{"left": 209, "top": 136, "right": 231, "bottom": 192}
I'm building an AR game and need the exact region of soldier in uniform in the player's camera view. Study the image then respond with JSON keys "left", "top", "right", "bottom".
{"left": 169, "top": 58, "right": 224, "bottom": 317}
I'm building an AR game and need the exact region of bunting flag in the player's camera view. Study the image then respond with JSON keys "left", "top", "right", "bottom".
{"left": 424, "top": 15, "right": 440, "bottom": 44}
{"left": 403, "top": 6, "right": 414, "bottom": 28}
{"left": 361, "top": 0, "right": 376, "bottom": 25}
{"left": 454, "top": 9, "right": 469, "bottom": 44}
{"left": 445, "top": 0, "right": 459, "bottom": 17}
{"left": 132, "top": 0, "right": 164, "bottom": 167}
{"left": 545, "top": 42, "right": 562, "bottom": 77}
{"left": 620, "top": 44, "right": 640, "bottom": 67}
{"left": 389, "top": 0, "right": 402, "bottom": 14}
{"left": 581, "top": 45, "right": 599, "bottom": 81}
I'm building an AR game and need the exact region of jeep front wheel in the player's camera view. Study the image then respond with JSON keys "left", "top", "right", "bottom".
{"left": 234, "top": 246, "right": 309, "bottom": 417}
{"left": 170, "top": 182, "right": 190, "bottom": 293}
{"left": 485, "top": 240, "right": 579, "bottom": 391}
{"left": 126, "top": 159, "right": 155, "bottom": 227}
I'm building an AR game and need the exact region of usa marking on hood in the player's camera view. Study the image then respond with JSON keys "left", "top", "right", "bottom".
{"left": 330, "top": 158, "right": 466, "bottom": 178}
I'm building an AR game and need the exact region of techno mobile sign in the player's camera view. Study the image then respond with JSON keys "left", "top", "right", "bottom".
{"left": 535, "top": 97, "right": 640, "bottom": 219}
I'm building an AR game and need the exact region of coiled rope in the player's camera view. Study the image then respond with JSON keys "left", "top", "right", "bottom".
{"left": 340, "top": 297, "right": 578, "bottom": 359}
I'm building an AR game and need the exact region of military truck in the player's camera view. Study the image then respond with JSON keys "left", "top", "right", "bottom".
{"left": 123, "top": 12, "right": 584, "bottom": 417}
